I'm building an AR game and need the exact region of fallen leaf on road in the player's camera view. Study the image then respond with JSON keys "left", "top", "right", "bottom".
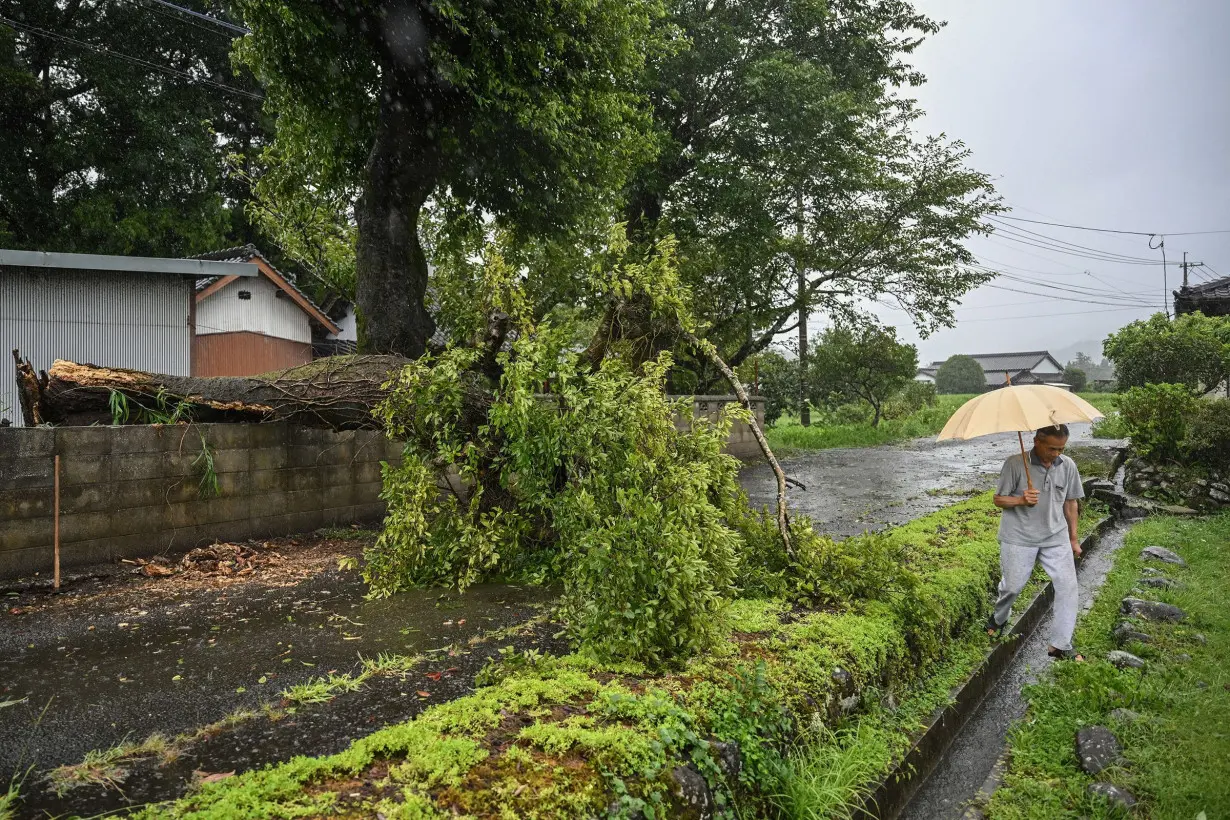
{"left": 194, "top": 770, "right": 235, "bottom": 784}
{"left": 457, "top": 619, "right": 466, "bottom": 625}
{"left": 424, "top": 671, "right": 442, "bottom": 681}
{"left": 7, "top": 607, "right": 22, "bottom": 615}
{"left": 416, "top": 690, "right": 431, "bottom": 698}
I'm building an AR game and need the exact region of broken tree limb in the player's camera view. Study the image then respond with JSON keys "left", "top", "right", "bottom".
{"left": 12, "top": 349, "right": 45, "bottom": 426}
{"left": 14, "top": 353, "right": 411, "bottom": 430}
{"left": 681, "top": 330, "right": 794, "bottom": 558}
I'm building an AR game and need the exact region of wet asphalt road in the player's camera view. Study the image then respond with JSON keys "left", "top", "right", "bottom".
{"left": 900, "top": 523, "right": 1131, "bottom": 820}
{"left": 740, "top": 423, "right": 1119, "bottom": 537}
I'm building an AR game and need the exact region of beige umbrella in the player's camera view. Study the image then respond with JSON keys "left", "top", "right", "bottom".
{"left": 936, "top": 383, "right": 1105, "bottom": 489}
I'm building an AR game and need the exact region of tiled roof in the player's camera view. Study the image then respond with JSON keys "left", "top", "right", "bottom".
{"left": 1178, "top": 275, "right": 1230, "bottom": 300}
{"left": 927, "top": 351, "right": 1057, "bottom": 372}
{"left": 190, "top": 244, "right": 337, "bottom": 332}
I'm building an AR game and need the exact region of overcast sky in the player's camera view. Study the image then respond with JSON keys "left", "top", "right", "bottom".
{"left": 864, "top": 0, "right": 1230, "bottom": 366}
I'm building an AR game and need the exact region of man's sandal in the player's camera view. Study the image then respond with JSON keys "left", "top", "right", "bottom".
{"left": 1047, "top": 646, "right": 1085, "bottom": 662}
{"left": 985, "top": 614, "right": 1008, "bottom": 639}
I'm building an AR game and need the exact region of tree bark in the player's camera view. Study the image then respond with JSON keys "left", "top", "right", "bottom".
{"left": 794, "top": 190, "right": 810, "bottom": 427}
{"left": 355, "top": 70, "right": 439, "bottom": 358}
{"left": 15, "top": 354, "right": 411, "bottom": 430}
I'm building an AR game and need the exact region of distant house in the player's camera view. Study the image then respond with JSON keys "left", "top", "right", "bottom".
{"left": 0, "top": 248, "right": 256, "bottom": 425}
{"left": 916, "top": 350, "right": 1068, "bottom": 391}
{"left": 191, "top": 246, "right": 343, "bottom": 377}
{"left": 313, "top": 294, "right": 359, "bottom": 358}
{"left": 1175, "top": 275, "right": 1230, "bottom": 318}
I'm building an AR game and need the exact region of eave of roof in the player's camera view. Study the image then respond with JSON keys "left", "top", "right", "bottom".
{"left": 1, "top": 248, "right": 258, "bottom": 278}
{"left": 191, "top": 245, "right": 340, "bottom": 335}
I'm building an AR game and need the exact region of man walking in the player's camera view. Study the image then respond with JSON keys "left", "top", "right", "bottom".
{"left": 985, "top": 424, "right": 1086, "bottom": 661}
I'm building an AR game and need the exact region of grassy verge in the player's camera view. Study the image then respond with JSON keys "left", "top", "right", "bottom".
{"left": 126, "top": 495, "right": 1011, "bottom": 819}
{"left": 988, "top": 513, "right": 1230, "bottom": 819}
{"left": 766, "top": 395, "right": 976, "bottom": 452}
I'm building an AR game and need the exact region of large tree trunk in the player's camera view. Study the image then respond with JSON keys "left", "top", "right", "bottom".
{"left": 14, "top": 355, "right": 410, "bottom": 430}
{"left": 354, "top": 70, "right": 439, "bottom": 358}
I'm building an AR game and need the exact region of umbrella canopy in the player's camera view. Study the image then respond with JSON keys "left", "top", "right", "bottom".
{"left": 937, "top": 385, "right": 1105, "bottom": 442}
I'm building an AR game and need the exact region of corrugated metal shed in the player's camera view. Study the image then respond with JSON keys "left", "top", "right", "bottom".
{"left": 1, "top": 250, "right": 256, "bottom": 426}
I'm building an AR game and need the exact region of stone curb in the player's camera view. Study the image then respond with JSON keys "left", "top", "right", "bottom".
{"left": 856, "top": 515, "right": 1117, "bottom": 820}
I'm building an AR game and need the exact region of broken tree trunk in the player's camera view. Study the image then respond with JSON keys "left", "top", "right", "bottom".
{"left": 14, "top": 353, "right": 410, "bottom": 430}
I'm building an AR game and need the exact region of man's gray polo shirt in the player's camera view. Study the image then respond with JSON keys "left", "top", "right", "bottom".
{"left": 997, "top": 450, "right": 1084, "bottom": 548}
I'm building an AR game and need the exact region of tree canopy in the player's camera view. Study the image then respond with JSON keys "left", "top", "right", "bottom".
{"left": 1062, "top": 365, "right": 1087, "bottom": 392}
{"left": 0, "top": 0, "right": 265, "bottom": 255}
{"left": 232, "top": 0, "right": 663, "bottom": 356}
{"left": 1104, "top": 312, "right": 1230, "bottom": 394}
{"left": 809, "top": 322, "right": 917, "bottom": 425}
{"left": 935, "top": 354, "right": 984, "bottom": 394}
{"left": 623, "top": 0, "right": 1001, "bottom": 388}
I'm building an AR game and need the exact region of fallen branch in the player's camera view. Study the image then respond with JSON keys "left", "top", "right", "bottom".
{"left": 681, "top": 330, "right": 794, "bottom": 558}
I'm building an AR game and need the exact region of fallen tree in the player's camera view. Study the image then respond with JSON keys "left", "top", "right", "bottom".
{"left": 11, "top": 350, "right": 408, "bottom": 430}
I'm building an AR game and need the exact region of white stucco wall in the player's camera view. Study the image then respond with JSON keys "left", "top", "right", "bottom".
{"left": 196, "top": 275, "right": 311, "bottom": 343}
{"left": 330, "top": 306, "right": 357, "bottom": 342}
{"left": 1032, "top": 357, "right": 1062, "bottom": 375}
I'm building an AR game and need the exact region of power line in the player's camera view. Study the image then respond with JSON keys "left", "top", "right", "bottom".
{"left": 975, "top": 268, "right": 1159, "bottom": 303}
{"left": 956, "top": 305, "right": 1155, "bottom": 323}
{"left": 998, "top": 214, "right": 1230, "bottom": 237}
{"left": 988, "top": 217, "right": 1166, "bottom": 265}
{"left": 982, "top": 282, "right": 1158, "bottom": 308}
{"left": 128, "top": 0, "right": 236, "bottom": 40}
{"left": 141, "top": 0, "right": 249, "bottom": 33}
{"left": 0, "top": 15, "right": 263, "bottom": 101}
{"left": 989, "top": 229, "right": 1164, "bottom": 267}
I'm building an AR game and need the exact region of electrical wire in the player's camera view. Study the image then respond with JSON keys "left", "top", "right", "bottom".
{"left": 973, "top": 268, "right": 1159, "bottom": 303}
{"left": 988, "top": 217, "right": 1167, "bottom": 265}
{"left": 955, "top": 305, "right": 1155, "bottom": 323}
{"left": 141, "top": 0, "right": 249, "bottom": 33}
{"left": 127, "top": 0, "right": 236, "bottom": 40}
{"left": 989, "top": 230, "right": 1165, "bottom": 267}
{"left": 997, "top": 214, "right": 1230, "bottom": 237}
{"left": 0, "top": 15, "right": 263, "bottom": 101}
{"left": 982, "top": 282, "right": 1157, "bottom": 308}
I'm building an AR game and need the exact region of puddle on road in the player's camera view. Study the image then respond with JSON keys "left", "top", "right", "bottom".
{"left": 1, "top": 568, "right": 553, "bottom": 793}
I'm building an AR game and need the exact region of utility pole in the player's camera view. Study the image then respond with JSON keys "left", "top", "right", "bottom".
{"left": 1179, "top": 251, "right": 1205, "bottom": 289}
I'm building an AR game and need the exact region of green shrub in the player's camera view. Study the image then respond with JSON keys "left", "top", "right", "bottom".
{"left": 1117, "top": 383, "right": 1198, "bottom": 462}
{"left": 1183, "top": 397, "right": 1230, "bottom": 467}
{"left": 882, "top": 381, "right": 937, "bottom": 421}
{"left": 1090, "top": 412, "right": 1128, "bottom": 439}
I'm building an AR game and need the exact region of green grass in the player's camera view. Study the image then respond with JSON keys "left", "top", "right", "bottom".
{"left": 989, "top": 513, "right": 1230, "bottom": 819}
{"left": 0, "top": 781, "right": 18, "bottom": 820}
{"left": 766, "top": 395, "right": 977, "bottom": 452}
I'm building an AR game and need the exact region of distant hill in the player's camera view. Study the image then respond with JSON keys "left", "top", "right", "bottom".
{"left": 1051, "top": 339, "right": 1105, "bottom": 366}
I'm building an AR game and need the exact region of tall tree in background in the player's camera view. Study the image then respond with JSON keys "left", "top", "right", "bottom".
{"left": 233, "top": 0, "right": 662, "bottom": 357}
{"left": 808, "top": 321, "right": 917, "bottom": 426}
{"left": 624, "top": 0, "right": 1001, "bottom": 392}
{"left": 0, "top": 0, "right": 266, "bottom": 255}
{"left": 934, "top": 354, "right": 985, "bottom": 394}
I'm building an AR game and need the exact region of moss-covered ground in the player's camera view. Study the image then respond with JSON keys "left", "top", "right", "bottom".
{"left": 988, "top": 513, "right": 1230, "bottom": 819}
{"left": 114, "top": 495, "right": 1016, "bottom": 819}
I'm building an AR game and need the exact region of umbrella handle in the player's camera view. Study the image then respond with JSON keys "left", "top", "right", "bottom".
{"left": 1018, "top": 431, "right": 1034, "bottom": 491}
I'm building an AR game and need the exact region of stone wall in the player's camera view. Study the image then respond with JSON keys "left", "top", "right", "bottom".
{"left": 0, "top": 424, "right": 400, "bottom": 580}
{"left": 0, "top": 396, "right": 766, "bottom": 580}
{"left": 1122, "top": 457, "right": 1230, "bottom": 512}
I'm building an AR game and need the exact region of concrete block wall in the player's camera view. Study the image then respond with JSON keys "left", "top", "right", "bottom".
{"left": 0, "top": 398, "right": 764, "bottom": 580}
{"left": 680, "top": 395, "right": 767, "bottom": 460}
{"left": 0, "top": 424, "right": 401, "bottom": 580}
